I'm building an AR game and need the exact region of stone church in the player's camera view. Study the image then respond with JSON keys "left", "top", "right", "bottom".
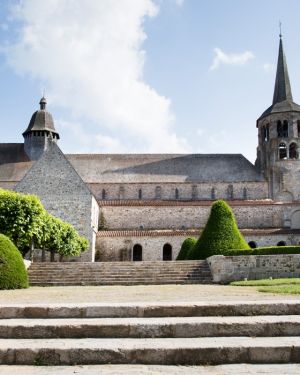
{"left": 1, "top": 36, "right": 300, "bottom": 262}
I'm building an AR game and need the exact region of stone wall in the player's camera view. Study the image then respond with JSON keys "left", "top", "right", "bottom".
{"left": 15, "top": 142, "right": 99, "bottom": 262}
{"left": 96, "top": 231, "right": 300, "bottom": 262}
{"left": 96, "top": 235, "right": 185, "bottom": 262}
{"left": 89, "top": 181, "right": 268, "bottom": 201}
{"left": 208, "top": 254, "right": 300, "bottom": 283}
{"left": 100, "top": 202, "right": 297, "bottom": 230}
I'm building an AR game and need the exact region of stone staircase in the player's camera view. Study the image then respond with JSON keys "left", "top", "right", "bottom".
{"left": 28, "top": 260, "right": 212, "bottom": 286}
{"left": 0, "top": 301, "right": 299, "bottom": 369}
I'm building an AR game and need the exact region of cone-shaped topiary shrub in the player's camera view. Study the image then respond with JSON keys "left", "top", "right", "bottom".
{"left": 187, "top": 200, "right": 250, "bottom": 260}
{"left": 0, "top": 234, "right": 28, "bottom": 289}
{"left": 176, "top": 237, "right": 197, "bottom": 260}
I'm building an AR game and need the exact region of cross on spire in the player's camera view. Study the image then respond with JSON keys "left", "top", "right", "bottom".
{"left": 279, "top": 21, "right": 282, "bottom": 38}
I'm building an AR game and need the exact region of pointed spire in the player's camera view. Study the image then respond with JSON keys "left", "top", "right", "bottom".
{"left": 272, "top": 34, "right": 293, "bottom": 104}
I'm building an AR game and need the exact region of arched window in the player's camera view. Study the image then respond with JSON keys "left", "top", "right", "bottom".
{"left": 283, "top": 120, "right": 289, "bottom": 137}
{"left": 227, "top": 184, "right": 234, "bottom": 200}
{"left": 102, "top": 189, "right": 106, "bottom": 200}
{"left": 175, "top": 188, "right": 179, "bottom": 200}
{"left": 192, "top": 185, "right": 198, "bottom": 200}
{"left": 277, "top": 241, "right": 286, "bottom": 247}
{"left": 138, "top": 189, "right": 142, "bottom": 200}
{"left": 155, "top": 186, "right": 162, "bottom": 199}
{"left": 243, "top": 187, "right": 247, "bottom": 200}
{"left": 277, "top": 120, "right": 283, "bottom": 137}
{"left": 119, "top": 186, "right": 125, "bottom": 199}
{"left": 132, "top": 244, "right": 142, "bottom": 261}
{"left": 289, "top": 143, "right": 298, "bottom": 159}
{"left": 163, "top": 243, "right": 172, "bottom": 261}
{"left": 248, "top": 241, "right": 257, "bottom": 249}
{"left": 211, "top": 187, "right": 216, "bottom": 200}
{"left": 279, "top": 143, "right": 287, "bottom": 159}
{"left": 266, "top": 124, "right": 270, "bottom": 141}
{"left": 278, "top": 120, "right": 288, "bottom": 138}
{"left": 262, "top": 125, "right": 269, "bottom": 142}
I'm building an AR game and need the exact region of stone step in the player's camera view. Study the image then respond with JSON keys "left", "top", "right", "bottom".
{"left": 0, "top": 315, "right": 299, "bottom": 339}
{"left": 27, "top": 261, "right": 208, "bottom": 266}
{"left": 0, "top": 364, "right": 299, "bottom": 375}
{"left": 0, "top": 336, "right": 299, "bottom": 365}
{"left": 1, "top": 302, "right": 299, "bottom": 319}
{"left": 29, "top": 271, "right": 210, "bottom": 278}
{"left": 29, "top": 280, "right": 211, "bottom": 287}
{"left": 28, "top": 274, "right": 212, "bottom": 280}
{"left": 28, "top": 261, "right": 212, "bottom": 286}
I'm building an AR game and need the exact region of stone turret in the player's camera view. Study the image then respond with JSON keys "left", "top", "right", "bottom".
{"left": 256, "top": 35, "right": 300, "bottom": 201}
{"left": 23, "top": 97, "right": 60, "bottom": 160}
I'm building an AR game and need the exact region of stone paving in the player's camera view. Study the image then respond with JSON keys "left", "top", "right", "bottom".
{"left": 0, "top": 285, "right": 299, "bottom": 374}
{"left": 0, "top": 284, "right": 299, "bottom": 305}
{"left": 1, "top": 364, "right": 300, "bottom": 374}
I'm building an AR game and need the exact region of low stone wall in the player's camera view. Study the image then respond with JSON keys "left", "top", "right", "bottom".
{"left": 207, "top": 254, "right": 300, "bottom": 284}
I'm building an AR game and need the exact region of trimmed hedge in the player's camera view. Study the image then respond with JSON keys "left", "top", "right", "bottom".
{"left": 0, "top": 234, "right": 28, "bottom": 290}
{"left": 226, "top": 246, "right": 300, "bottom": 256}
{"left": 176, "top": 237, "right": 197, "bottom": 260}
{"left": 187, "top": 200, "right": 250, "bottom": 260}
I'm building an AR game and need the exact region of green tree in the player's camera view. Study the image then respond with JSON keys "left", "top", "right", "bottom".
{"left": 0, "top": 234, "right": 28, "bottom": 289}
{"left": 187, "top": 200, "right": 250, "bottom": 260}
{"left": 37, "top": 213, "right": 89, "bottom": 260}
{"left": 0, "top": 189, "right": 44, "bottom": 254}
{"left": 176, "top": 237, "right": 197, "bottom": 260}
{"left": 0, "top": 189, "right": 88, "bottom": 259}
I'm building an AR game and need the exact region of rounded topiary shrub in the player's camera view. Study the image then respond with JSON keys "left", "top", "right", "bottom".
{"left": 187, "top": 200, "right": 250, "bottom": 260}
{"left": 176, "top": 237, "right": 197, "bottom": 260}
{"left": 0, "top": 234, "right": 28, "bottom": 289}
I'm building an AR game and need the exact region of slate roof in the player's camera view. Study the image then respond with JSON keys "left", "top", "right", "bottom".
{"left": 0, "top": 144, "right": 264, "bottom": 184}
{"left": 0, "top": 144, "right": 33, "bottom": 182}
{"left": 258, "top": 37, "right": 300, "bottom": 120}
{"left": 67, "top": 153, "right": 264, "bottom": 183}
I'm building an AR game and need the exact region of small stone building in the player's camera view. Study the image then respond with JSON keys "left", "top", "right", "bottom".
{"left": 1, "top": 36, "right": 300, "bottom": 262}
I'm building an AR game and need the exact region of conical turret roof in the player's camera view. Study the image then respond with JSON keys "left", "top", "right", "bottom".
{"left": 258, "top": 36, "right": 300, "bottom": 120}
{"left": 23, "top": 97, "right": 59, "bottom": 138}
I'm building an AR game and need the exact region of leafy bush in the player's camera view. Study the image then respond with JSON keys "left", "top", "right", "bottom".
{"left": 226, "top": 246, "right": 300, "bottom": 256}
{"left": 176, "top": 237, "right": 197, "bottom": 260}
{"left": 0, "top": 234, "right": 28, "bottom": 289}
{"left": 187, "top": 200, "right": 250, "bottom": 260}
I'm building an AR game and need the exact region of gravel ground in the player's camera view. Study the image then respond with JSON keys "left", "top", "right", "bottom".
{"left": 0, "top": 284, "right": 299, "bottom": 304}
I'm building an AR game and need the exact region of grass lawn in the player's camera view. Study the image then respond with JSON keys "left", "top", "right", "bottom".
{"left": 231, "top": 278, "right": 300, "bottom": 294}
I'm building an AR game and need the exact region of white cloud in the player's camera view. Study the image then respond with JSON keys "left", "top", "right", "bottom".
{"left": 263, "top": 63, "right": 275, "bottom": 73}
{"left": 210, "top": 48, "right": 254, "bottom": 71}
{"left": 3, "top": 0, "right": 189, "bottom": 153}
{"left": 175, "top": 0, "right": 185, "bottom": 6}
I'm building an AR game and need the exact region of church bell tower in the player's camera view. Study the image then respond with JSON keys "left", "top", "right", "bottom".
{"left": 23, "top": 97, "right": 60, "bottom": 161}
{"left": 256, "top": 34, "right": 300, "bottom": 201}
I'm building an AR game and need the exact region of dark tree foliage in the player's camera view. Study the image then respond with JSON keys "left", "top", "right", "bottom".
{"left": 187, "top": 200, "right": 250, "bottom": 260}
{"left": 176, "top": 237, "right": 197, "bottom": 260}
{"left": 0, "top": 234, "right": 28, "bottom": 290}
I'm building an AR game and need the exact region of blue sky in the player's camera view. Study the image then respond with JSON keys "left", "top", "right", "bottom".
{"left": 1, "top": 0, "right": 300, "bottom": 163}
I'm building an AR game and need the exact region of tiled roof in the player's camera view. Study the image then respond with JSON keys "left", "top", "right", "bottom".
{"left": 97, "top": 228, "right": 300, "bottom": 238}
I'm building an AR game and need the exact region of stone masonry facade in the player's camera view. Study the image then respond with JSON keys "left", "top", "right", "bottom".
{"left": 1, "top": 36, "right": 300, "bottom": 262}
